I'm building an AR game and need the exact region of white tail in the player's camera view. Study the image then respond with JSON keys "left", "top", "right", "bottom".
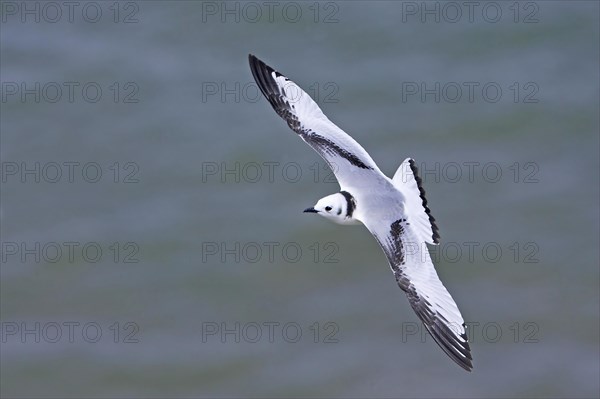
{"left": 392, "top": 158, "right": 440, "bottom": 245}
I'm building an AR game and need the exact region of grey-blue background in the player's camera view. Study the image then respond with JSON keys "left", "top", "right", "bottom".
{"left": 1, "top": 1, "right": 599, "bottom": 398}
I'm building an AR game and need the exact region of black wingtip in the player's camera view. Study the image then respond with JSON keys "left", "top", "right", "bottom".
{"left": 248, "top": 54, "right": 268, "bottom": 73}
{"left": 427, "top": 322, "right": 474, "bottom": 372}
{"left": 406, "top": 289, "right": 473, "bottom": 372}
{"left": 248, "top": 54, "right": 276, "bottom": 102}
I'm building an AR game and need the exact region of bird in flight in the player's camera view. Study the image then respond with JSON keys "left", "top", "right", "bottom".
{"left": 248, "top": 54, "right": 473, "bottom": 371}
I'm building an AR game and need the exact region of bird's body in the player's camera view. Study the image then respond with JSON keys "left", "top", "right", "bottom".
{"left": 249, "top": 54, "right": 473, "bottom": 371}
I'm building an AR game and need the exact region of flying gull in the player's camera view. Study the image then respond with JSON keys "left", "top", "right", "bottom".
{"left": 248, "top": 54, "right": 473, "bottom": 371}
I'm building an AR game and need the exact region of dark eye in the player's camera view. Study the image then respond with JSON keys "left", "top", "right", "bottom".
{"left": 325, "top": 206, "right": 332, "bottom": 212}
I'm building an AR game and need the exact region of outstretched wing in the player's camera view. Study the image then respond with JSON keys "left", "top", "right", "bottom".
{"left": 249, "top": 54, "right": 384, "bottom": 190}
{"left": 364, "top": 216, "right": 473, "bottom": 371}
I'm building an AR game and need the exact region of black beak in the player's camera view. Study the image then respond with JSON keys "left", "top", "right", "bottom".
{"left": 303, "top": 207, "right": 319, "bottom": 213}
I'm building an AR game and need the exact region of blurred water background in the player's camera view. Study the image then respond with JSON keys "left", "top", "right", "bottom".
{"left": 1, "top": 1, "right": 599, "bottom": 397}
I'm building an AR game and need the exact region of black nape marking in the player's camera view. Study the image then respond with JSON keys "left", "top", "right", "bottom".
{"left": 307, "top": 134, "right": 373, "bottom": 170}
{"left": 339, "top": 191, "right": 356, "bottom": 218}
{"left": 408, "top": 159, "right": 440, "bottom": 243}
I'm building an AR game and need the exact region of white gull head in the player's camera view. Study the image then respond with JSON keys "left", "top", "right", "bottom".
{"left": 303, "top": 191, "right": 359, "bottom": 225}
